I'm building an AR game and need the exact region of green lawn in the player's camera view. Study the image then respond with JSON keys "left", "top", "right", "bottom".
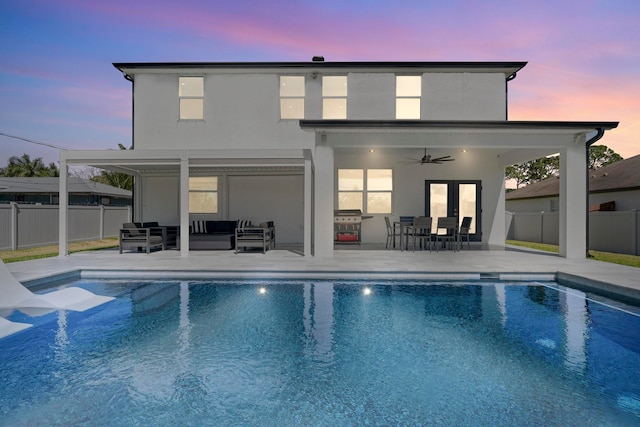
{"left": 0, "top": 238, "right": 119, "bottom": 263}
{"left": 507, "top": 240, "right": 640, "bottom": 268}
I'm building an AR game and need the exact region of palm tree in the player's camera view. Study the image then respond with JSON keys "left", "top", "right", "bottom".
{"left": 0, "top": 154, "right": 59, "bottom": 177}
{"left": 90, "top": 144, "right": 133, "bottom": 190}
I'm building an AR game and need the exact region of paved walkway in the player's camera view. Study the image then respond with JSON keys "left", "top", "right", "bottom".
{"left": 5, "top": 245, "right": 639, "bottom": 302}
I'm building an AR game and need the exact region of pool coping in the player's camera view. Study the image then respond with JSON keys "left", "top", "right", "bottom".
{"left": 24, "top": 268, "right": 640, "bottom": 306}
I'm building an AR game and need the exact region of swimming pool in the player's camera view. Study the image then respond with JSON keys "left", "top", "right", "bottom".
{"left": 1, "top": 279, "right": 639, "bottom": 426}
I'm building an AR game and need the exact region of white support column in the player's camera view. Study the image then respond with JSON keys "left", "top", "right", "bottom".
{"left": 488, "top": 169, "right": 507, "bottom": 248}
{"left": 304, "top": 158, "right": 313, "bottom": 256}
{"left": 58, "top": 158, "right": 69, "bottom": 257}
{"left": 314, "top": 142, "right": 334, "bottom": 257}
{"left": 179, "top": 155, "right": 190, "bottom": 257}
{"left": 559, "top": 142, "right": 587, "bottom": 258}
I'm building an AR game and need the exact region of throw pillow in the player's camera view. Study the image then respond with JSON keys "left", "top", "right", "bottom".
{"left": 191, "top": 220, "right": 207, "bottom": 234}
{"left": 237, "top": 219, "right": 252, "bottom": 228}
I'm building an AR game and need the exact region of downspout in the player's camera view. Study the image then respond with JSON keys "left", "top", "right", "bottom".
{"left": 121, "top": 71, "right": 136, "bottom": 221}
{"left": 505, "top": 72, "right": 517, "bottom": 120}
{"left": 585, "top": 128, "right": 605, "bottom": 257}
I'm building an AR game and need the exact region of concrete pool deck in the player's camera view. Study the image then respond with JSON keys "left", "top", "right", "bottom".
{"left": 5, "top": 245, "right": 639, "bottom": 303}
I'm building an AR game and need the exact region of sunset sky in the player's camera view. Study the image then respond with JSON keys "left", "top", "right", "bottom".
{"left": 1, "top": 0, "right": 638, "bottom": 166}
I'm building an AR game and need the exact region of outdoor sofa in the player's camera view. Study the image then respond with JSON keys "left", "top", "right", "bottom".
{"left": 189, "top": 220, "right": 238, "bottom": 250}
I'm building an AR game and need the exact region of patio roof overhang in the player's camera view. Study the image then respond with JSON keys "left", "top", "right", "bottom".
{"left": 299, "top": 120, "right": 619, "bottom": 165}
{"left": 60, "top": 148, "right": 313, "bottom": 175}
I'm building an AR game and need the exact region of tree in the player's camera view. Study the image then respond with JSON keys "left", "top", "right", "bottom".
{"left": 589, "top": 145, "right": 623, "bottom": 170}
{"left": 90, "top": 143, "right": 133, "bottom": 190}
{"left": 506, "top": 145, "right": 622, "bottom": 188}
{"left": 505, "top": 156, "right": 559, "bottom": 188}
{"left": 0, "top": 154, "right": 59, "bottom": 177}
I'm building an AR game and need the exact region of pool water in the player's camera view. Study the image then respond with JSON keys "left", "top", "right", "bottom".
{"left": 1, "top": 279, "right": 639, "bottom": 426}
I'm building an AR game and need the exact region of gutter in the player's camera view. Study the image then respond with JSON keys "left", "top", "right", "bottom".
{"left": 585, "top": 128, "right": 605, "bottom": 257}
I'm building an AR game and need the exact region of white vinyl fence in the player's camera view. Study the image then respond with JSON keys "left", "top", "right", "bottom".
{"left": 0, "top": 203, "right": 131, "bottom": 251}
{"left": 506, "top": 210, "right": 640, "bottom": 256}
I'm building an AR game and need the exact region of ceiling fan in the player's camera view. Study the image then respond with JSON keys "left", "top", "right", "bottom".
{"left": 399, "top": 148, "right": 455, "bottom": 165}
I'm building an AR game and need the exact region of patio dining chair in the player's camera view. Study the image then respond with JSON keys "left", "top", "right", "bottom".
{"left": 435, "top": 217, "right": 458, "bottom": 251}
{"left": 384, "top": 216, "right": 401, "bottom": 249}
{"left": 398, "top": 216, "right": 415, "bottom": 251}
{"left": 457, "top": 216, "right": 472, "bottom": 250}
{"left": 410, "top": 216, "right": 433, "bottom": 252}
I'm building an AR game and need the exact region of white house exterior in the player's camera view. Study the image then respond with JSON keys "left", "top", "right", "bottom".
{"left": 57, "top": 60, "right": 617, "bottom": 259}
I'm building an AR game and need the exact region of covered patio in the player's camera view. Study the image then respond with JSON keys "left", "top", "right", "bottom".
{"left": 58, "top": 148, "right": 314, "bottom": 257}
{"left": 306, "top": 119, "right": 618, "bottom": 258}
{"left": 57, "top": 120, "right": 617, "bottom": 259}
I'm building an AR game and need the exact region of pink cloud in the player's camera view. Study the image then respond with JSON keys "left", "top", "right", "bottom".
{"left": 509, "top": 66, "right": 640, "bottom": 158}
{"left": 5, "top": 0, "right": 639, "bottom": 160}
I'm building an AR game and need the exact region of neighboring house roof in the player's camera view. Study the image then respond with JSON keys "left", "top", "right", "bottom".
{"left": 506, "top": 154, "right": 640, "bottom": 200}
{"left": 0, "top": 177, "right": 131, "bottom": 198}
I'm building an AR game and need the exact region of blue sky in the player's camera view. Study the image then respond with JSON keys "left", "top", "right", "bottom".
{"left": 1, "top": 0, "right": 638, "bottom": 166}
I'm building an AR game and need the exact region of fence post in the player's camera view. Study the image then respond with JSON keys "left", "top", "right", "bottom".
{"left": 100, "top": 205, "right": 105, "bottom": 240}
{"left": 10, "top": 202, "right": 18, "bottom": 250}
{"left": 540, "top": 211, "right": 544, "bottom": 244}
{"left": 633, "top": 209, "right": 639, "bottom": 256}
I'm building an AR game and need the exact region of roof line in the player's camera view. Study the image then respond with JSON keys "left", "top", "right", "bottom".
{"left": 299, "top": 120, "right": 619, "bottom": 130}
{"left": 113, "top": 61, "right": 527, "bottom": 71}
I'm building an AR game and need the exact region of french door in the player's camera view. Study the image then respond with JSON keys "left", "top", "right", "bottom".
{"left": 425, "top": 180, "right": 481, "bottom": 241}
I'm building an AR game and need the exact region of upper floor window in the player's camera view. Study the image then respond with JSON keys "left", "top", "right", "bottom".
{"left": 280, "top": 76, "right": 305, "bottom": 119}
{"left": 189, "top": 177, "right": 218, "bottom": 213}
{"left": 396, "top": 75, "right": 421, "bottom": 119}
{"left": 323, "top": 76, "right": 347, "bottom": 119}
{"left": 338, "top": 169, "right": 393, "bottom": 214}
{"left": 179, "top": 77, "right": 204, "bottom": 120}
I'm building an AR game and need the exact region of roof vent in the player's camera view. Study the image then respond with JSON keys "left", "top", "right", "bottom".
{"left": 312, "top": 56, "right": 325, "bottom": 62}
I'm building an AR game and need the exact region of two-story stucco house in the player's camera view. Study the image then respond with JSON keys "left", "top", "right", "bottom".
{"left": 57, "top": 59, "right": 617, "bottom": 258}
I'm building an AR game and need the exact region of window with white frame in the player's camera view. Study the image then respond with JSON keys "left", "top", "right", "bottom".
{"left": 396, "top": 75, "right": 421, "bottom": 119}
{"left": 323, "top": 75, "right": 347, "bottom": 119}
{"left": 179, "top": 76, "right": 204, "bottom": 120}
{"left": 366, "top": 169, "right": 393, "bottom": 213}
{"left": 338, "top": 169, "right": 392, "bottom": 214}
{"left": 280, "top": 76, "right": 305, "bottom": 119}
{"left": 189, "top": 177, "right": 218, "bottom": 213}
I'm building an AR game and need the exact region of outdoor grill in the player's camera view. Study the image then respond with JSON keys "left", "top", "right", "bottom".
{"left": 334, "top": 209, "right": 362, "bottom": 243}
